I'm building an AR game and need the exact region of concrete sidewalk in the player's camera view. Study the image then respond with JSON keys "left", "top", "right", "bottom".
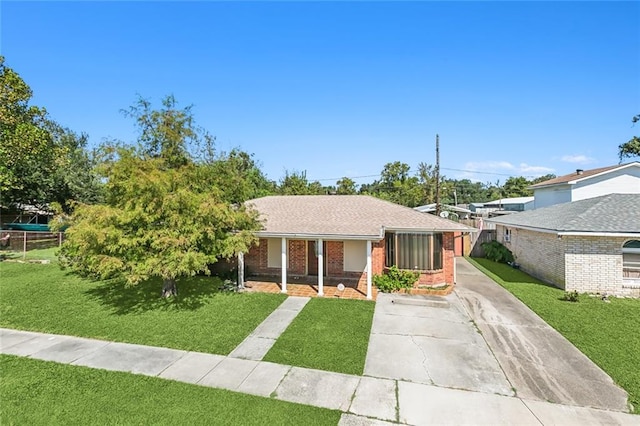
{"left": 2, "top": 328, "right": 638, "bottom": 425}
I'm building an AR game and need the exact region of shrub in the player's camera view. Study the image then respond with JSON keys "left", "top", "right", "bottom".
{"left": 373, "top": 266, "right": 420, "bottom": 293}
{"left": 481, "top": 240, "right": 514, "bottom": 264}
{"left": 560, "top": 290, "right": 579, "bottom": 302}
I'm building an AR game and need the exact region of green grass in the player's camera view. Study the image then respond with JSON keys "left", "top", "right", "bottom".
{"left": 0, "top": 246, "right": 59, "bottom": 261}
{"left": 0, "top": 355, "right": 340, "bottom": 426}
{"left": 468, "top": 257, "right": 640, "bottom": 414}
{"left": 0, "top": 260, "right": 286, "bottom": 355}
{"left": 263, "top": 298, "right": 375, "bottom": 375}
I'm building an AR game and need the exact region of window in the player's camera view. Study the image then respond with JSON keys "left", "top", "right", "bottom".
{"left": 385, "top": 232, "right": 443, "bottom": 271}
{"left": 623, "top": 240, "right": 640, "bottom": 279}
{"left": 504, "top": 228, "right": 511, "bottom": 243}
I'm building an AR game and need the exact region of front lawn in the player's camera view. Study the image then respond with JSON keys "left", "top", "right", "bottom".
{"left": 468, "top": 257, "right": 640, "bottom": 414}
{"left": 0, "top": 255, "right": 286, "bottom": 355}
{"left": 0, "top": 355, "right": 341, "bottom": 425}
{"left": 263, "top": 298, "right": 375, "bottom": 375}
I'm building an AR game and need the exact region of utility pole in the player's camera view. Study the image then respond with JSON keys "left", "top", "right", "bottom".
{"left": 435, "top": 134, "right": 441, "bottom": 215}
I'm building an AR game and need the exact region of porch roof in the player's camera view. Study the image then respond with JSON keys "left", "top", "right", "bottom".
{"left": 245, "top": 195, "right": 475, "bottom": 240}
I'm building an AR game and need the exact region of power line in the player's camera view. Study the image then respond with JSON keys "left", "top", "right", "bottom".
{"left": 309, "top": 168, "right": 541, "bottom": 183}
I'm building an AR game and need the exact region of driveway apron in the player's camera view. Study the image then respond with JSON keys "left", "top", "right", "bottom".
{"left": 455, "top": 257, "right": 629, "bottom": 412}
{"left": 364, "top": 291, "right": 514, "bottom": 396}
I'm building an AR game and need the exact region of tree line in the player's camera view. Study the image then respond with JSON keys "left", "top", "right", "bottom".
{"left": 2, "top": 56, "right": 638, "bottom": 297}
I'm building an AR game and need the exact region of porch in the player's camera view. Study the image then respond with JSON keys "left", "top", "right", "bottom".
{"left": 244, "top": 275, "right": 378, "bottom": 300}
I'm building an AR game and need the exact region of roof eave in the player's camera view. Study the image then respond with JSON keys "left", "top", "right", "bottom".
{"left": 558, "top": 231, "right": 640, "bottom": 237}
{"left": 384, "top": 226, "right": 477, "bottom": 233}
{"left": 255, "top": 232, "right": 381, "bottom": 241}
{"left": 488, "top": 221, "right": 639, "bottom": 237}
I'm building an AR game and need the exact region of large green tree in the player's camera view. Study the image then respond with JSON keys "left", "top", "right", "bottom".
{"left": 0, "top": 56, "right": 100, "bottom": 211}
{"left": 502, "top": 176, "right": 532, "bottom": 197}
{"left": 278, "top": 170, "right": 326, "bottom": 195}
{"left": 1, "top": 56, "right": 60, "bottom": 207}
{"left": 58, "top": 96, "right": 260, "bottom": 297}
{"left": 365, "top": 162, "right": 422, "bottom": 207}
{"left": 336, "top": 177, "right": 357, "bottom": 195}
{"left": 618, "top": 114, "right": 640, "bottom": 161}
{"left": 198, "top": 149, "right": 276, "bottom": 203}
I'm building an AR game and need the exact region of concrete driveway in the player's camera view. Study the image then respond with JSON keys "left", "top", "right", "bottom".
{"left": 364, "top": 292, "right": 513, "bottom": 396}
{"left": 364, "top": 257, "right": 630, "bottom": 413}
{"left": 455, "top": 257, "right": 629, "bottom": 411}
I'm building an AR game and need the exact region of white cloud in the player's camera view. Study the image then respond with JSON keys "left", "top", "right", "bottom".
{"left": 518, "top": 163, "right": 555, "bottom": 174}
{"left": 560, "top": 155, "right": 595, "bottom": 165}
{"left": 454, "top": 161, "right": 554, "bottom": 180}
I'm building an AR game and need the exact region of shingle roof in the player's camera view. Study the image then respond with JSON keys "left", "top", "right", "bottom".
{"left": 484, "top": 197, "right": 534, "bottom": 205}
{"left": 414, "top": 204, "right": 472, "bottom": 214}
{"left": 529, "top": 163, "right": 639, "bottom": 189}
{"left": 487, "top": 194, "right": 640, "bottom": 233}
{"left": 246, "top": 195, "right": 475, "bottom": 239}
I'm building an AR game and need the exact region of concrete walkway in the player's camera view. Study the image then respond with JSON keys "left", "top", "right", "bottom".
{"left": 455, "top": 257, "right": 630, "bottom": 412}
{"left": 229, "top": 296, "right": 310, "bottom": 360}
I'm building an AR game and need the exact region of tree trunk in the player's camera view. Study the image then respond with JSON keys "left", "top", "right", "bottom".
{"left": 161, "top": 278, "right": 178, "bottom": 298}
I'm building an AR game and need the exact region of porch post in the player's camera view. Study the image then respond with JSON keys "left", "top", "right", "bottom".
{"left": 237, "top": 252, "right": 245, "bottom": 290}
{"left": 281, "top": 237, "right": 287, "bottom": 293}
{"left": 318, "top": 239, "right": 324, "bottom": 296}
{"left": 366, "top": 240, "right": 372, "bottom": 300}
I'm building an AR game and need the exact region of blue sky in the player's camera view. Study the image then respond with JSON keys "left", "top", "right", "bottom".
{"left": 2, "top": 1, "right": 639, "bottom": 186}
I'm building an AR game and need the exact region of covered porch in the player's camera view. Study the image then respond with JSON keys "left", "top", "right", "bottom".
{"left": 240, "top": 236, "right": 376, "bottom": 300}
{"left": 244, "top": 275, "right": 378, "bottom": 300}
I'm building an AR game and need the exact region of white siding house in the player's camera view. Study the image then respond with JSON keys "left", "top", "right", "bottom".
{"left": 530, "top": 162, "right": 640, "bottom": 209}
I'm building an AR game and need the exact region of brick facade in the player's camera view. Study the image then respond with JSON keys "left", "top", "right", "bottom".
{"left": 496, "top": 225, "right": 636, "bottom": 297}
{"left": 326, "top": 241, "right": 344, "bottom": 276}
{"left": 564, "top": 235, "right": 628, "bottom": 295}
{"left": 244, "top": 233, "right": 457, "bottom": 289}
{"left": 498, "top": 226, "right": 565, "bottom": 287}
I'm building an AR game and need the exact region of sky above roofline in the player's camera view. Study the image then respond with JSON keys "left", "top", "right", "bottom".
{"left": 3, "top": 1, "right": 639, "bottom": 186}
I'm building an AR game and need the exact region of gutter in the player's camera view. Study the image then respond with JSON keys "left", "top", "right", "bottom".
{"left": 485, "top": 223, "right": 639, "bottom": 238}
{"left": 255, "top": 232, "right": 380, "bottom": 241}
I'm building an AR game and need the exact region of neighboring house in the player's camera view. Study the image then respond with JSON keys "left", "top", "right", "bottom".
{"left": 0, "top": 204, "right": 52, "bottom": 231}
{"left": 414, "top": 203, "right": 472, "bottom": 219}
{"left": 472, "top": 197, "right": 534, "bottom": 217}
{"left": 530, "top": 162, "right": 640, "bottom": 209}
{"left": 414, "top": 204, "right": 473, "bottom": 256}
{"left": 243, "top": 195, "right": 475, "bottom": 299}
{"left": 487, "top": 194, "right": 640, "bottom": 297}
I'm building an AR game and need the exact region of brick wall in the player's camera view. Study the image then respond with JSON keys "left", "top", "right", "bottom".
{"left": 564, "top": 235, "right": 625, "bottom": 294}
{"left": 326, "top": 241, "right": 344, "bottom": 276}
{"left": 372, "top": 239, "right": 385, "bottom": 275}
{"left": 288, "top": 240, "right": 306, "bottom": 275}
{"left": 414, "top": 232, "right": 454, "bottom": 286}
{"left": 368, "top": 233, "right": 455, "bottom": 287}
{"left": 498, "top": 226, "right": 631, "bottom": 296}
{"left": 497, "top": 225, "right": 565, "bottom": 287}
{"left": 245, "top": 238, "right": 269, "bottom": 274}
{"left": 245, "top": 235, "right": 456, "bottom": 288}
{"left": 353, "top": 239, "right": 385, "bottom": 287}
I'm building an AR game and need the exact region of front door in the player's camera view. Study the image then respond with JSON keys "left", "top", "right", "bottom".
{"left": 307, "top": 240, "right": 327, "bottom": 276}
